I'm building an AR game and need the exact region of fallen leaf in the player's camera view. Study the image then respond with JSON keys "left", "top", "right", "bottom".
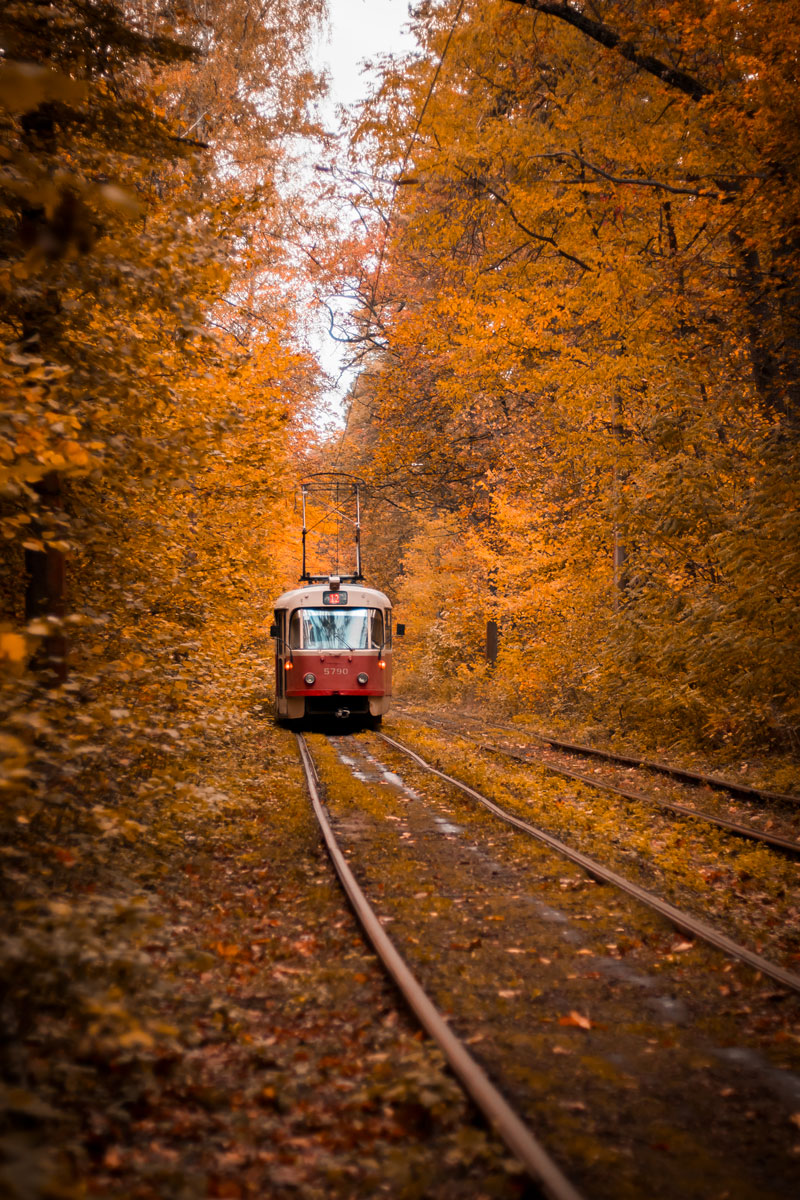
{"left": 213, "top": 942, "right": 242, "bottom": 959}
{"left": 0, "top": 632, "right": 26, "bottom": 663}
{"left": 559, "top": 1011, "right": 592, "bottom": 1030}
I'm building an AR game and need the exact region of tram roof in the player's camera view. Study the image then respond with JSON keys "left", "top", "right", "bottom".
{"left": 273, "top": 581, "right": 391, "bottom": 610}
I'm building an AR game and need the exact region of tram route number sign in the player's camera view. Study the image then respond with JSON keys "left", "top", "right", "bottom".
{"left": 322, "top": 591, "right": 348, "bottom": 605}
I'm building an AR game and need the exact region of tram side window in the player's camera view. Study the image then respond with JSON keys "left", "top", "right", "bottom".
{"left": 370, "top": 609, "right": 383, "bottom": 648}
{"left": 289, "top": 610, "right": 301, "bottom": 649}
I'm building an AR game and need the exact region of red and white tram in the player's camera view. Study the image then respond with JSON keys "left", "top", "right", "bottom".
{"left": 271, "top": 575, "right": 398, "bottom": 727}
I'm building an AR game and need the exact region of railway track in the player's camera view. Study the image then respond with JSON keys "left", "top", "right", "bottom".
{"left": 395, "top": 707, "right": 800, "bottom": 858}
{"left": 298, "top": 728, "right": 800, "bottom": 1200}
{"left": 296, "top": 732, "right": 584, "bottom": 1200}
{"left": 377, "top": 732, "right": 800, "bottom": 994}
{"left": 394, "top": 704, "right": 799, "bottom": 807}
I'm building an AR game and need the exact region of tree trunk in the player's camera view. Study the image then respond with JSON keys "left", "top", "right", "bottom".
{"left": 25, "top": 471, "right": 67, "bottom": 684}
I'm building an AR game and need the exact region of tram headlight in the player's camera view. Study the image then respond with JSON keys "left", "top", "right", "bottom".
{"left": 356, "top": 672, "right": 369, "bottom": 685}
{"left": 303, "top": 672, "right": 316, "bottom": 686}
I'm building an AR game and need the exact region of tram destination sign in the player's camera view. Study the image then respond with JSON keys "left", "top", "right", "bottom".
{"left": 322, "top": 591, "right": 348, "bottom": 605}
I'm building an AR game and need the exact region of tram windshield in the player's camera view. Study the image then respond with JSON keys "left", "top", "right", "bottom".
{"left": 289, "top": 607, "right": 384, "bottom": 651}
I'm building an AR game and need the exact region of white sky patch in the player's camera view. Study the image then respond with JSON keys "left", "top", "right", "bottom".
{"left": 310, "top": 0, "right": 417, "bottom": 414}
{"left": 317, "top": 0, "right": 416, "bottom": 115}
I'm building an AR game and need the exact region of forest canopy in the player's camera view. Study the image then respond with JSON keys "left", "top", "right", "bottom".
{"left": 327, "top": 0, "right": 800, "bottom": 752}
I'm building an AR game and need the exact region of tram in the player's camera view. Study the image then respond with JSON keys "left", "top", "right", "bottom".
{"left": 270, "top": 474, "right": 402, "bottom": 727}
{"left": 271, "top": 575, "right": 396, "bottom": 726}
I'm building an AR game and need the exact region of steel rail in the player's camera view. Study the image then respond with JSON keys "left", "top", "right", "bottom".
{"left": 393, "top": 703, "right": 799, "bottom": 806}
{"left": 378, "top": 732, "right": 800, "bottom": 996}
{"left": 525, "top": 732, "right": 799, "bottom": 807}
{"left": 468, "top": 735, "right": 800, "bottom": 858}
{"left": 295, "top": 733, "right": 586, "bottom": 1200}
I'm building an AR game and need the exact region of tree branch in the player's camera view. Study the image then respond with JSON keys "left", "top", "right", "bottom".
{"left": 505, "top": 0, "right": 712, "bottom": 102}
{"left": 537, "top": 151, "right": 723, "bottom": 198}
{"left": 466, "top": 171, "right": 592, "bottom": 271}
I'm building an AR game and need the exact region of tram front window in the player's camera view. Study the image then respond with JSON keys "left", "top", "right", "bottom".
{"left": 290, "top": 608, "right": 383, "bottom": 651}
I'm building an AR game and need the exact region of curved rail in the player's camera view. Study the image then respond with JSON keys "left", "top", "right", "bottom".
{"left": 467, "top": 733, "right": 800, "bottom": 858}
{"left": 530, "top": 732, "right": 798, "bottom": 806}
{"left": 394, "top": 703, "right": 798, "bottom": 807}
{"left": 378, "top": 732, "right": 800, "bottom": 997}
{"left": 295, "top": 732, "right": 585, "bottom": 1200}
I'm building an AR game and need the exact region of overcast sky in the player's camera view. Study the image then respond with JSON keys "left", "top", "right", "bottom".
{"left": 310, "top": 0, "right": 418, "bottom": 409}
{"left": 316, "top": 0, "right": 416, "bottom": 115}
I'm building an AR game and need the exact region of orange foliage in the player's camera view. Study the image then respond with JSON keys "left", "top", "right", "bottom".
{"left": 331, "top": 0, "right": 800, "bottom": 750}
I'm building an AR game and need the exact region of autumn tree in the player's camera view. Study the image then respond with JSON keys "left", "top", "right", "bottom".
{"left": 330, "top": 0, "right": 800, "bottom": 748}
{"left": 1, "top": 0, "right": 326, "bottom": 681}
{"left": 1, "top": 3, "right": 326, "bottom": 1191}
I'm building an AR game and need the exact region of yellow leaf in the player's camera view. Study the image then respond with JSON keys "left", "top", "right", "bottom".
{"left": 214, "top": 942, "right": 242, "bottom": 959}
{"left": 62, "top": 440, "right": 90, "bottom": 467}
{"left": 0, "top": 633, "right": 27, "bottom": 663}
{"left": 117, "top": 1027, "right": 155, "bottom": 1050}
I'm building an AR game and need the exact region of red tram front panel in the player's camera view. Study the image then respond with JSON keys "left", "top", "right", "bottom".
{"left": 272, "top": 579, "right": 395, "bottom": 722}
{"left": 285, "top": 652, "right": 389, "bottom": 702}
